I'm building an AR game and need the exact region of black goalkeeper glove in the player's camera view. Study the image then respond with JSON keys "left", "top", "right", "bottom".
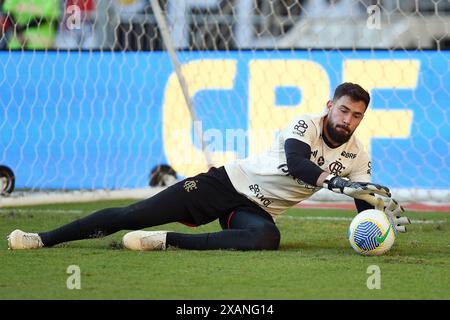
{"left": 323, "top": 174, "right": 391, "bottom": 206}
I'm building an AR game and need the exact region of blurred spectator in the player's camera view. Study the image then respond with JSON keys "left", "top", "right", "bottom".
{"left": 55, "top": 0, "right": 97, "bottom": 49}
{"left": 2, "top": 0, "right": 60, "bottom": 50}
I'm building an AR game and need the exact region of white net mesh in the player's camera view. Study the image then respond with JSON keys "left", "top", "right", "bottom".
{"left": 0, "top": 0, "right": 449, "bottom": 205}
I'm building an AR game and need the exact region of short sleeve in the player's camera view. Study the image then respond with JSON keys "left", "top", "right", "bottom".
{"left": 283, "top": 116, "right": 318, "bottom": 147}
{"left": 348, "top": 150, "right": 371, "bottom": 182}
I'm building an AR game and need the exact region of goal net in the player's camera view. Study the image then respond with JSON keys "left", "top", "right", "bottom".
{"left": 0, "top": 0, "right": 449, "bottom": 207}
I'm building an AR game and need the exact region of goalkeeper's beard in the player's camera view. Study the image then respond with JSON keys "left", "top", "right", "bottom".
{"left": 326, "top": 119, "right": 353, "bottom": 145}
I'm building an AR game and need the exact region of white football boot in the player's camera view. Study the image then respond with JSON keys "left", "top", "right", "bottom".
{"left": 7, "top": 229, "right": 44, "bottom": 250}
{"left": 122, "top": 230, "right": 169, "bottom": 251}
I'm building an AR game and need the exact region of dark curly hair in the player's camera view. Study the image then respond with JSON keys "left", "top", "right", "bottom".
{"left": 332, "top": 82, "right": 370, "bottom": 109}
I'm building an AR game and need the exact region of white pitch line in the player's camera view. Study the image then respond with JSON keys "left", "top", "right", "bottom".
{"left": 280, "top": 215, "right": 447, "bottom": 224}
{"left": 0, "top": 209, "right": 84, "bottom": 214}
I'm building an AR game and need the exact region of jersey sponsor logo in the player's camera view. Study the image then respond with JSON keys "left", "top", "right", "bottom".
{"left": 183, "top": 180, "right": 198, "bottom": 192}
{"left": 317, "top": 156, "right": 325, "bottom": 166}
{"left": 311, "top": 150, "right": 318, "bottom": 158}
{"left": 341, "top": 151, "right": 357, "bottom": 159}
{"left": 329, "top": 160, "right": 345, "bottom": 175}
{"left": 293, "top": 120, "right": 308, "bottom": 136}
{"left": 367, "top": 161, "right": 372, "bottom": 175}
{"left": 249, "top": 184, "right": 273, "bottom": 207}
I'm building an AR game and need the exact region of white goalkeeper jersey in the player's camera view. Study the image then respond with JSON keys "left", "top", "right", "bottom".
{"left": 224, "top": 113, "right": 372, "bottom": 220}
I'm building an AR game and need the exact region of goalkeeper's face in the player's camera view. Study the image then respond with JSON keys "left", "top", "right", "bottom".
{"left": 325, "top": 95, "right": 366, "bottom": 145}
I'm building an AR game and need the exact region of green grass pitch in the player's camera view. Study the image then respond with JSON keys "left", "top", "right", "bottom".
{"left": 1, "top": 200, "right": 449, "bottom": 300}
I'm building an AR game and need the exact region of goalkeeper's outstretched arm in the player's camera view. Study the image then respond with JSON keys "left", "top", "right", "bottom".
{"left": 284, "top": 138, "right": 325, "bottom": 186}
{"left": 285, "top": 138, "right": 390, "bottom": 207}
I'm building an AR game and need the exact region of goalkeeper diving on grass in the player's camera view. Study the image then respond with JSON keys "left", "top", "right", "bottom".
{"left": 7, "top": 83, "right": 410, "bottom": 251}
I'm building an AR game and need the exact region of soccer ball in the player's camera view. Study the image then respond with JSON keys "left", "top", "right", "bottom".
{"left": 348, "top": 209, "right": 396, "bottom": 256}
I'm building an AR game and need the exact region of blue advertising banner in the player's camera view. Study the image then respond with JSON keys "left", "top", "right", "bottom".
{"left": 0, "top": 50, "right": 449, "bottom": 190}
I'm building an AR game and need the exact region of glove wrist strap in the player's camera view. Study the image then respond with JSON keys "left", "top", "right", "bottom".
{"left": 323, "top": 174, "right": 337, "bottom": 190}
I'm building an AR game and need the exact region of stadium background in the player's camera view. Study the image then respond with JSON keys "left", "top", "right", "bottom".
{"left": 1, "top": 50, "right": 448, "bottom": 190}
{"left": 0, "top": 0, "right": 449, "bottom": 302}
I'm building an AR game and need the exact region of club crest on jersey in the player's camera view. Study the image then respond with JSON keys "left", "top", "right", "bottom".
{"left": 183, "top": 180, "right": 198, "bottom": 192}
{"left": 293, "top": 120, "right": 308, "bottom": 136}
{"left": 329, "top": 161, "right": 345, "bottom": 175}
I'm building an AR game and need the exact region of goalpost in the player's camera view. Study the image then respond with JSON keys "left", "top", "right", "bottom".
{"left": 0, "top": 0, "right": 449, "bottom": 207}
